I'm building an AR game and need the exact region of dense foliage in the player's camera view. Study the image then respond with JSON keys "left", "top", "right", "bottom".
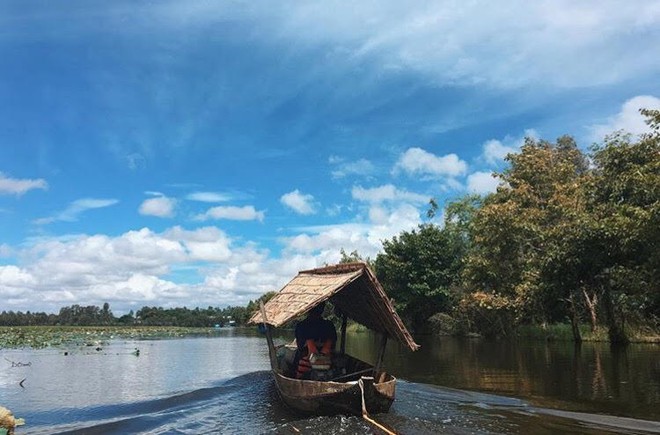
{"left": 374, "top": 224, "right": 464, "bottom": 332}
{"left": 373, "top": 109, "right": 659, "bottom": 342}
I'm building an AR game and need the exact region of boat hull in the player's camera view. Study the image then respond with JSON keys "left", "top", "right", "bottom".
{"left": 272, "top": 371, "right": 395, "bottom": 416}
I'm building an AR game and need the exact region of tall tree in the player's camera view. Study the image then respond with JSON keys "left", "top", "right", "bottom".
{"left": 464, "top": 136, "right": 591, "bottom": 338}
{"left": 586, "top": 109, "right": 660, "bottom": 343}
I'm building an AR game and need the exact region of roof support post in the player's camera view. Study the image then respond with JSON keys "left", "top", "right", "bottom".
{"left": 340, "top": 313, "right": 348, "bottom": 354}
{"left": 374, "top": 333, "right": 388, "bottom": 375}
{"left": 260, "top": 301, "right": 278, "bottom": 371}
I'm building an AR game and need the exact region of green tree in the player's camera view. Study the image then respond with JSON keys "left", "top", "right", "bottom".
{"left": 375, "top": 224, "right": 464, "bottom": 333}
{"left": 586, "top": 109, "right": 660, "bottom": 343}
{"left": 464, "top": 136, "right": 590, "bottom": 338}
{"left": 443, "top": 194, "right": 482, "bottom": 251}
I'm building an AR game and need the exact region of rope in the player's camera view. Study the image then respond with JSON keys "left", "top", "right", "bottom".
{"left": 358, "top": 378, "right": 397, "bottom": 435}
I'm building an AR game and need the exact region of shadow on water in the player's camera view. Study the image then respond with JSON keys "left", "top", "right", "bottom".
{"left": 343, "top": 332, "right": 660, "bottom": 422}
{"left": 26, "top": 371, "right": 660, "bottom": 435}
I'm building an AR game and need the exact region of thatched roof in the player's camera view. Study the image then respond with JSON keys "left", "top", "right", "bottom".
{"left": 249, "top": 262, "right": 419, "bottom": 351}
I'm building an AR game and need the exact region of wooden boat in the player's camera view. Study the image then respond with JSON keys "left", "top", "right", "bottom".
{"left": 249, "top": 262, "right": 419, "bottom": 416}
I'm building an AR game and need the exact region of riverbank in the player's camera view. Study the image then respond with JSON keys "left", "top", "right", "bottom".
{"left": 4, "top": 322, "right": 659, "bottom": 350}
{"left": 0, "top": 325, "right": 222, "bottom": 349}
{"left": 346, "top": 321, "right": 660, "bottom": 343}
{"left": 516, "top": 324, "right": 660, "bottom": 343}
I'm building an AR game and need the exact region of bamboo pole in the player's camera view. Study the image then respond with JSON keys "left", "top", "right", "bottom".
{"left": 260, "top": 301, "right": 278, "bottom": 371}
{"left": 374, "top": 333, "right": 388, "bottom": 375}
{"left": 340, "top": 313, "right": 348, "bottom": 354}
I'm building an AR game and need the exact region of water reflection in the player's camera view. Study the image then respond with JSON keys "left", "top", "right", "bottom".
{"left": 2, "top": 328, "right": 659, "bottom": 434}
{"left": 344, "top": 331, "right": 660, "bottom": 421}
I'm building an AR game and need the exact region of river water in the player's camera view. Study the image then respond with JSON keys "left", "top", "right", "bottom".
{"left": 1, "top": 328, "right": 659, "bottom": 434}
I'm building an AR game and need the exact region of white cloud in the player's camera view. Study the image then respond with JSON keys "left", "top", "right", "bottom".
{"left": 139, "top": 195, "right": 177, "bottom": 218}
{"left": 90, "top": 274, "right": 172, "bottom": 303}
{"left": 366, "top": 203, "right": 421, "bottom": 244}
{"left": 482, "top": 140, "right": 517, "bottom": 165}
{"left": 1, "top": 205, "right": 429, "bottom": 312}
{"left": 0, "top": 265, "right": 35, "bottom": 288}
{"left": 351, "top": 184, "right": 428, "bottom": 204}
{"left": 195, "top": 205, "right": 265, "bottom": 222}
{"left": 0, "top": 226, "right": 274, "bottom": 312}
{"left": 280, "top": 189, "right": 316, "bottom": 215}
{"left": 35, "top": 198, "right": 119, "bottom": 224}
{"left": 283, "top": 224, "right": 376, "bottom": 259}
{"left": 368, "top": 205, "right": 389, "bottom": 225}
{"left": 0, "top": 228, "right": 187, "bottom": 309}
{"left": 282, "top": 202, "right": 422, "bottom": 259}
{"left": 467, "top": 171, "right": 500, "bottom": 194}
{"left": 186, "top": 191, "right": 233, "bottom": 203}
{"left": 204, "top": 266, "right": 239, "bottom": 290}
{"left": 0, "top": 172, "right": 48, "bottom": 196}
{"left": 165, "top": 226, "right": 232, "bottom": 262}
{"left": 481, "top": 129, "right": 538, "bottom": 165}
{"left": 590, "top": 95, "right": 660, "bottom": 141}
{"left": 393, "top": 147, "right": 467, "bottom": 178}
{"left": 287, "top": 185, "right": 425, "bottom": 256}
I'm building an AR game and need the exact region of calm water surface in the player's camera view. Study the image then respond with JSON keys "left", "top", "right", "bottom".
{"left": 1, "top": 328, "right": 659, "bottom": 434}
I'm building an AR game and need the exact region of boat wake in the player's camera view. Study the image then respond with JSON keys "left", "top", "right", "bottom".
{"left": 24, "top": 372, "right": 660, "bottom": 434}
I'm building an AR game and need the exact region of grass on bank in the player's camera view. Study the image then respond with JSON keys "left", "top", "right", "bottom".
{"left": 516, "top": 324, "right": 660, "bottom": 343}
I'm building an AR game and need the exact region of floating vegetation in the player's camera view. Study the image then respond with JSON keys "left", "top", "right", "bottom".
{"left": 0, "top": 326, "right": 223, "bottom": 349}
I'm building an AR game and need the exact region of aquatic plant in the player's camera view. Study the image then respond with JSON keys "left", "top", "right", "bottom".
{"left": 0, "top": 326, "right": 222, "bottom": 349}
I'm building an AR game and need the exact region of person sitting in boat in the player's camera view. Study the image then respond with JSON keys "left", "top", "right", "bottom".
{"left": 294, "top": 301, "right": 337, "bottom": 379}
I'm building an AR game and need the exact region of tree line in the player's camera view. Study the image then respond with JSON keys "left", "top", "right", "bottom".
{"left": 0, "top": 293, "right": 276, "bottom": 328}
{"left": 371, "top": 109, "right": 659, "bottom": 344}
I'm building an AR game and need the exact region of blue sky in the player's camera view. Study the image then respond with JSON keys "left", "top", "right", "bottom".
{"left": 1, "top": 1, "right": 659, "bottom": 314}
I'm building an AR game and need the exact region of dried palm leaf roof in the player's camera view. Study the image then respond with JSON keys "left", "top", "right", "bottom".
{"left": 249, "top": 262, "right": 419, "bottom": 351}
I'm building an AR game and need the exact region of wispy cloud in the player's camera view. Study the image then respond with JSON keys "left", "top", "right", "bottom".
{"left": 34, "top": 198, "right": 119, "bottom": 225}
{"left": 257, "top": 1, "right": 660, "bottom": 89}
{"left": 280, "top": 190, "right": 316, "bottom": 215}
{"left": 186, "top": 191, "right": 233, "bottom": 203}
{"left": 126, "top": 153, "right": 146, "bottom": 170}
{"left": 194, "top": 205, "right": 265, "bottom": 222}
{"left": 24, "top": 2, "right": 658, "bottom": 90}
{"left": 0, "top": 172, "right": 48, "bottom": 196}
{"left": 329, "top": 157, "right": 376, "bottom": 179}
{"left": 0, "top": 243, "right": 13, "bottom": 258}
